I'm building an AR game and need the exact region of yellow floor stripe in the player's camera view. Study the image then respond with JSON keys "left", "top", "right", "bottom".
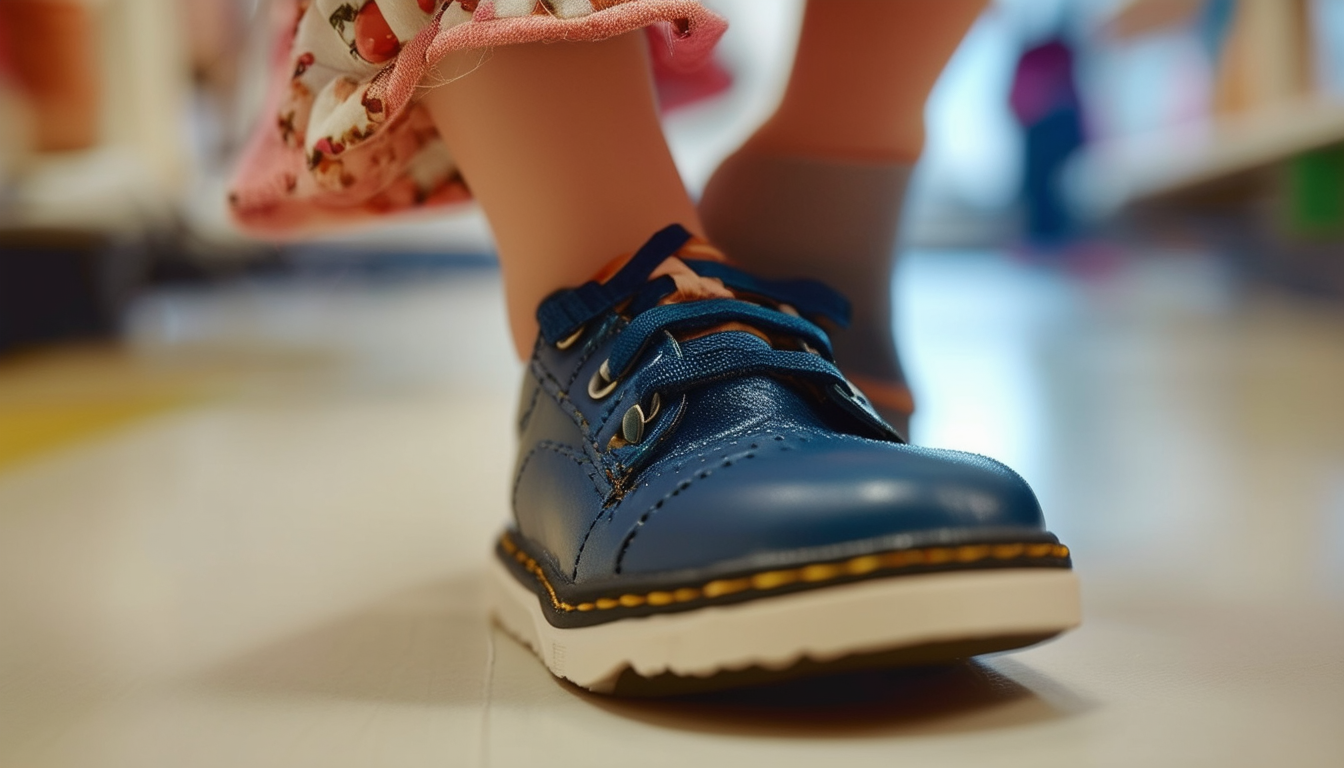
{"left": 0, "top": 396, "right": 191, "bottom": 471}
{"left": 0, "top": 346, "right": 208, "bottom": 473}
{"left": 0, "top": 344, "right": 336, "bottom": 473}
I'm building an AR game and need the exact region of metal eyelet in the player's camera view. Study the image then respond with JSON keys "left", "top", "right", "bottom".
{"left": 835, "top": 380, "right": 863, "bottom": 400}
{"left": 587, "top": 359, "right": 618, "bottom": 400}
{"left": 555, "top": 326, "right": 585, "bottom": 350}
{"left": 620, "top": 393, "right": 662, "bottom": 445}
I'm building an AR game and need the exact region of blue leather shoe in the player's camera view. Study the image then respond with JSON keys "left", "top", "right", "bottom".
{"left": 491, "top": 225, "right": 1080, "bottom": 694}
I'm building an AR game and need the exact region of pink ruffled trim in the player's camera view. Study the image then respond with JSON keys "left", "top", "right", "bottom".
{"left": 229, "top": 0, "right": 726, "bottom": 237}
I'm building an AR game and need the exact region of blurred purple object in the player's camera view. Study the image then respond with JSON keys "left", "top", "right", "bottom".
{"left": 1010, "top": 37, "right": 1087, "bottom": 246}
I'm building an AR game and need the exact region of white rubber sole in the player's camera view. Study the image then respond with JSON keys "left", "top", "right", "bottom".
{"left": 488, "top": 556, "right": 1081, "bottom": 693}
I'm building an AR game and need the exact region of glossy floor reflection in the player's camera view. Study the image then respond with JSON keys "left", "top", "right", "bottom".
{"left": 1, "top": 250, "right": 1341, "bottom": 766}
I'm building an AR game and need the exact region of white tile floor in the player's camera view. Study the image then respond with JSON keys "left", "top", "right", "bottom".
{"left": 1, "top": 250, "right": 1342, "bottom": 767}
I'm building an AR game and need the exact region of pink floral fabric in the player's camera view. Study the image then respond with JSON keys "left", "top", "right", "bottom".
{"left": 229, "top": 0, "right": 727, "bottom": 236}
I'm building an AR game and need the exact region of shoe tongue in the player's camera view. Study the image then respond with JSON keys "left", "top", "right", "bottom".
{"left": 594, "top": 238, "right": 778, "bottom": 345}
{"left": 593, "top": 237, "right": 737, "bottom": 305}
{"left": 651, "top": 255, "right": 738, "bottom": 305}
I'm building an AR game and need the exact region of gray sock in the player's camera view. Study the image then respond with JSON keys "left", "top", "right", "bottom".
{"left": 699, "top": 148, "right": 914, "bottom": 434}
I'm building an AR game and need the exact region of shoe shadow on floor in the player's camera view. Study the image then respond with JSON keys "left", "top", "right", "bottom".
{"left": 577, "top": 655, "right": 1094, "bottom": 738}
{"left": 197, "top": 573, "right": 494, "bottom": 707}
{"left": 196, "top": 570, "right": 1092, "bottom": 739}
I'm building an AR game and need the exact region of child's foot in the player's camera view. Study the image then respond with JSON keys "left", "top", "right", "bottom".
{"left": 700, "top": 147, "right": 916, "bottom": 434}
{"left": 494, "top": 225, "right": 1079, "bottom": 694}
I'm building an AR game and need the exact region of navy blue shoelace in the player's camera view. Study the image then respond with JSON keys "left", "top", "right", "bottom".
{"left": 535, "top": 224, "right": 850, "bottom": 346}
{"left": 536, "top": 224, "right": 874, "bottom": 423}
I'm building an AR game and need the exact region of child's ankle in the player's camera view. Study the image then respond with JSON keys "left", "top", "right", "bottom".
{"left": 741, "top": 122, "right": 923, "bottom": 167}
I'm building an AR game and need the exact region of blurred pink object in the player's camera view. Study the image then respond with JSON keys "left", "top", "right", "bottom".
{"left": 228, "top": 0, "right": 727, "bottom": 237}
{"left": 646, "top": 24, "right": 733, "bottom": 112}
{"left": 1009, "top": 39, "right": 1079, "bottom": 126}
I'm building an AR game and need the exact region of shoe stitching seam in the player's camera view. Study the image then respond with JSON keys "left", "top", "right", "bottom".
{"left": 614, "top": 445, "right": 767, "bottom": 573}
{"left": 512, "top": 441, "right": 607, "bottom": 515}
{"left": 530, "top": 315, "right": 619, "bottom": 392}
{"left": 519, "top": 377, "right": 621, "bottom": 492}
{"left": 594, "top": 330, "right": 677, "bottom": 426}
{"left": 526, "top": 320, "right": 632, "bottom": 487}
{"left": 611, "top": 429, "right": 828, "bottom": 572}
{"left": 527, "top": 364, "right": 625, "bottom": 487}
{"left": 571, "top": 508, "right": 611, "bottom": 581}
{"left": 560, "top": 324, "right": 605, "bottom": 389}
{"left": 519, "top": 337, "right": 545, "bottom": 434}
{"left": 529, "top": 359, "right": 604, "bottom": 458}
{"left": 609, "top": 428, "right": 878, "bottom": 572}
{"left": 567, "top": 316, "right": 623, "bottom": 390}
{"left": 517, "top": 383, "right": 543, "bottom": 433}
{"left": 501, "top": 532, "right": 1071, "bottom": 614}
{"left": 576, "top": 428, "right": 800, "bottom": 579}
{"left": 597, "top": 385, "right": 634, "bottom": 429}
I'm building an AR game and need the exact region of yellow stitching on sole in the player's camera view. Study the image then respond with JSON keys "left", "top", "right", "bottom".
{"left": 925, "top": 548, "right": 954, "bottom": 565}
{"left": 703, "top": 578, "right": 751, "bottom": 599}
{"left": 957, "top": 544, "right": 992, "bottom": 562}
{"left": 801, "top": 562, "right": 845, "bottom": 582}
{"left": 499, "top": 533, "right": 1070, "bottom": 615}
{"left": 884, "top": 550, "right": 922, "bottom": 568}
{"left": 751, "top": 570, "right": 798, "bottom": 590}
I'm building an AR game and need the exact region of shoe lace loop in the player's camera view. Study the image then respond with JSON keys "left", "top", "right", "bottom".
{"left": 537, "top": 224, "right": 901, "bottom": 443}
{"left": 535, "top": 224, "right": 851, "bottom": 345}
{"left": 604, "top": 298, "right": 833, "bottom": 382}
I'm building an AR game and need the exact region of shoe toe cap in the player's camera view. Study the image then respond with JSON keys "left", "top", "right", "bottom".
{"left": 613, "top": 437, "right": 1045, "bottom": 576}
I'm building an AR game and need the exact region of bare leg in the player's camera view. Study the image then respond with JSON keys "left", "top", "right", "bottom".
{"left": 700, "top": 0, "right": 985, "bottom": 433}
{"left": 751, "top": 0, "right": 987, "bottom": 163}
{"left": 421, "top": 33, "right": 701, "bottom": 358}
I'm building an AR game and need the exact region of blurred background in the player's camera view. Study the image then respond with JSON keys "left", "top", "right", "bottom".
{"left": 0, "top": 0, "right": 1338, "bottom": 344}
{"left": 1, "top": 1, "right": 1342, "bottom": 766}
{"left": 3, "top": 0, "right": 1344, "bottom": 347}
{"left": 3, "top": 0, "right": 1344, "bottom": 346}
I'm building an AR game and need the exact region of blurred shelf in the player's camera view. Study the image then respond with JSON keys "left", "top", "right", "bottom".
{"left": 0, "top": 146, "right": 177, "bottom": 233}
{"left": 177, "top": 171, "right": 497, "bottom": 262}
{"left": 1087, "top": 98, "right": 1344, "bottom": 209}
